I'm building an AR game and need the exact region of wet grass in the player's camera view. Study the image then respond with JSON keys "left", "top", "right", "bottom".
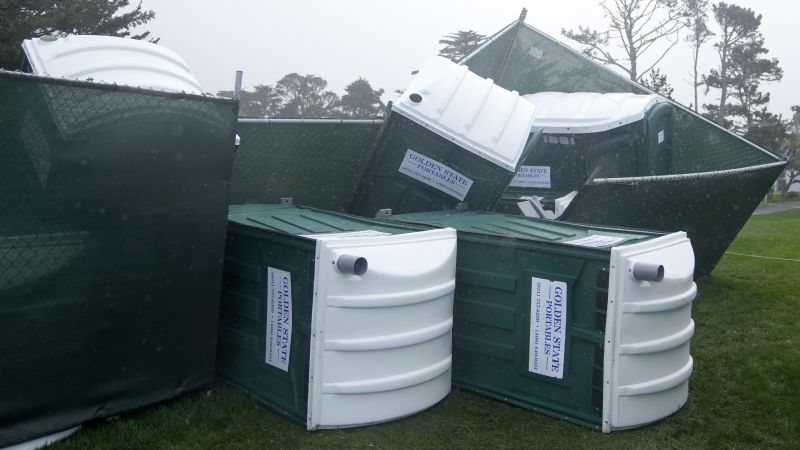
{"left": 52, "top": 210, "right": 800, "bottom": 449}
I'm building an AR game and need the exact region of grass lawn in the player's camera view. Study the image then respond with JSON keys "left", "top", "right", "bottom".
{"left": 52, "top": 210, "right": 800, "bottom": 449}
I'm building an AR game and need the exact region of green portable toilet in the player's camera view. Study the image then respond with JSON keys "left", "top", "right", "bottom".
{"left": 389, "top": 210, "right": 696, "bottom": 432}
{"left": 218, "top": 203, "right": 457, "bottom": 429}
{"left": 498, "top": 92, "right": 672, "bottom": 214}
{"left": 349, "top": 56, "right": 537, "bottom": 218}
{"left": 459, "top": 18, "right": 785, "bottom": 277}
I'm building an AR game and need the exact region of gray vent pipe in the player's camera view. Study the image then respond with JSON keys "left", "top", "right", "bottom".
{"left": 632, "top": 262, "right": 664, "bottom": 282}
{"left": 336, "top": 255, "right": 368, "bottom": 276}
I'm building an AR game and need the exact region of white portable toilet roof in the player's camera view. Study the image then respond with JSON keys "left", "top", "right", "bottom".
{"left": 393, "top": 56, "right": 536, "bottom": 172}
{"left": 523, "top": 92, "right": 666, "bottom": 133}
{"left": 21, "top": 35, "right": 204, "bottom": 94}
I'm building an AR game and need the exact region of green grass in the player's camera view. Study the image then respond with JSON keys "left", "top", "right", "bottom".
{"left": 52, "top": 210, "right": 800, "bottom": 449}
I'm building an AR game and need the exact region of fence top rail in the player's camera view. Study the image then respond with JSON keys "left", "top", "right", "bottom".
{"left": 238, "top": 118, "right": 384, "bottom": 125}
{"left": 0, "top": 69, "right": 236, "bottom": 105}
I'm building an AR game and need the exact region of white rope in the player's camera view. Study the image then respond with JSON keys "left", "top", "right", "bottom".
{"left": 725, "top": 251, "right": 800, "bottom": 262}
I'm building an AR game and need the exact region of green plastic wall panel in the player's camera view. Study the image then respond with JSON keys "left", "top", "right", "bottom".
{"left": 393, "top": 210, "right": 657, "bottom": 245}
{"left": 502, "top": 103, "right": 673, "bottom": 203}
{"left": 229, "top": 120, "right": 382, "bottom": 211}
{"left": 227, "top": 204, "right": 417, "bottom": 236}
{"left": 0, "top": 72, "right": 238, "bottom": 447}
{"left": 560, "top": 163, "right": 785, "bottom": 277}
{"left": 645, "top": 103, "right": 673, "bottom": 176}
{"left": 217, "top": 204, "right": 421, "bottom": 425}
{"left": 503, "top": 124, "right": 643, "bottom": 203}
{"left": 390, "top": 211, "right": 660, "bottom": 428}
{"left": 349, "top": 113, "right": 528, "bottom": 218}
{"left": 217, "top": 229, "right": 316, "bottom": 424}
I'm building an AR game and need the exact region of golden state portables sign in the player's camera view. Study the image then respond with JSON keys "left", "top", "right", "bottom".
{"left": 529, "top": 277, "right": 567, "bottom": 379}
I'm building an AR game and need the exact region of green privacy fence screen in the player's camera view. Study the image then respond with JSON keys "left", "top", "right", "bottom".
{"left": 463, "top": 19, "right": 785, "bottom": 276}
{"left": 561, "top": 163, "right": 785, "bottom": 276}
{"left": 230, "top": 119, "right": 383, "bottom": 211}
{"left": 0, "top": 71, "right": 238, "bottom": 447}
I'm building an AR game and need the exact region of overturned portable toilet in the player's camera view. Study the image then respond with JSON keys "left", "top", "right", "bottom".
{"left": 348, "top": 56, "right": 537, "bottom": 218}
{"left": 217, "top": 203, "right": 457, "bottom": 429}
{"left": 498, "top": 92, "right": 672, "bottom": 214}
{"left": 389, "top": 210, "right": 696, "bottom": 432}
{"left": 0, "top": 37, "right": 238, "bottom": 447}
{"left": 462, "top": 14, "right": 786, "bottom": 276}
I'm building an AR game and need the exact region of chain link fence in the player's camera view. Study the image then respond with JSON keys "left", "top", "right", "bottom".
{"left": 0, "top": 71, "right": 238, "bottom": 447}
{"left": 230, "top": 119, "right": 383, "bottom": 211}
{"left": 462, "top": 21, "right": 786, "bottom": 276}
{"left": 465, "top": 21, "right": 781, "bottom": 173}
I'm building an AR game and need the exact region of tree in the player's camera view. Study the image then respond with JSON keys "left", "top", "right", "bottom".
{"left": 641, "top": 67, "right": 674, "bottom": 99}
{"left": 682, "top": 0, "right": 714, "bottom": 112}
{"left": 0, "top": 0, "right": 156, "bottom": 70}
{"left": 702, "top": 3, "right": 779, "bottom": 127}
{"left": 438, "top": 30, "right": 487, "bottom": 63}
{"left": 562, "top": 0, "right": 686, "bottom": 82}
{"left": 777, "top": 106, "right": 800, "bottom": 197}
{"left": 340, "top": 78, "right": 385, "bottom": 118}
{"left": 725, "top": 43, "right": 782, "bottom": 132}
{"left": 218, "top": 84, "right": 282, "bottom": 118}
{"left": 275, "top": 73, "right": 340, "bottom": 118}
{"left": 742, "top": 109, "right": 786, "bottom": 153}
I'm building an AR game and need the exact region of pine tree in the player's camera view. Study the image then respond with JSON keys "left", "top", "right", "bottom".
{"left": 274, "top": 73, "right": 340, "bottom": 119}
{"left": 0, "top": 0, "right": 156, "bottom": 69}
{"left": 340, "top": 78, "right": 385, "bottom": 118}
{"left": 641, "top": 68, "right": 674, "bottom": 99}
{"left": 438, "top": 30, "right": 487, "bottom": 63}
{"left": 703, "top": 3, "right": 780, "bottom": 128}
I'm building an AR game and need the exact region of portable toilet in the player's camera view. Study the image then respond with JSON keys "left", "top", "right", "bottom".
{"left": 21, "top": 34, "right": 205, "bottom": 93}
{"left": 388, "top": 210, "right": 696, "bottom": 432}
{"left": 217, "top": 203, "right": 457, "bottom": 429}
{"left": 499, "top": 92, "right": 672, "bottom": 214}
{"left": 348, "top": 56, "right": 537, "bottom": 218}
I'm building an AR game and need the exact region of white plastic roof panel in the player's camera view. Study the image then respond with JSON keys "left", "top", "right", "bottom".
{"left": 523, "top": 92, "right": 667, "bottom": 133}
{"left": 22, "top": 35, "right": 203, "bottom": 94}
{"left": 604, "top": 232, "right": 696, "bottom": 432}
{"left": 393, "top": 56, "right": 536, "bottom": 172}
{"left": 307, "top": 228, "right": 457, "bottom": 429}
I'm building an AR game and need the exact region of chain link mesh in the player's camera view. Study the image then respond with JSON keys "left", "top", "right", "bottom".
{"left": 0, "top": 71, "right": 238, "bottom": 447}
{"left": 465, "top": 23, "right": 781, "bottom": 174}
{"left": 230, "top": 120, "right": 382, "bottom": 210}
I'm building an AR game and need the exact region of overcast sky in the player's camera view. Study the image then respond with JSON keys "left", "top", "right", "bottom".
{"left": 138, "top": 0, "right": 797, "bottom": 116}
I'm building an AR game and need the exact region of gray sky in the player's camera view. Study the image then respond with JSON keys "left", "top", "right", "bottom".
{"left": 139, "top": 0, "right": 797, "bottom": 116}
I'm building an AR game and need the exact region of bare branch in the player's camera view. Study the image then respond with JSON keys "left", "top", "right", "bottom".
{"left": 640, "top": 40, "right": 679, "bottom": 76}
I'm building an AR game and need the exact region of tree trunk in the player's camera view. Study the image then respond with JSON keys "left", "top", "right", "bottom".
{"left": 781, "top": 170, "right": 799, "bottom": 198}
{"left": 693, "top": 42, "right": 701, "bottom": 113}
{"left": 625, "top": 15, "right": 637, "bottom": 81}
{"left": 717, "top": 51, "right": 728, "bottom": 126}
